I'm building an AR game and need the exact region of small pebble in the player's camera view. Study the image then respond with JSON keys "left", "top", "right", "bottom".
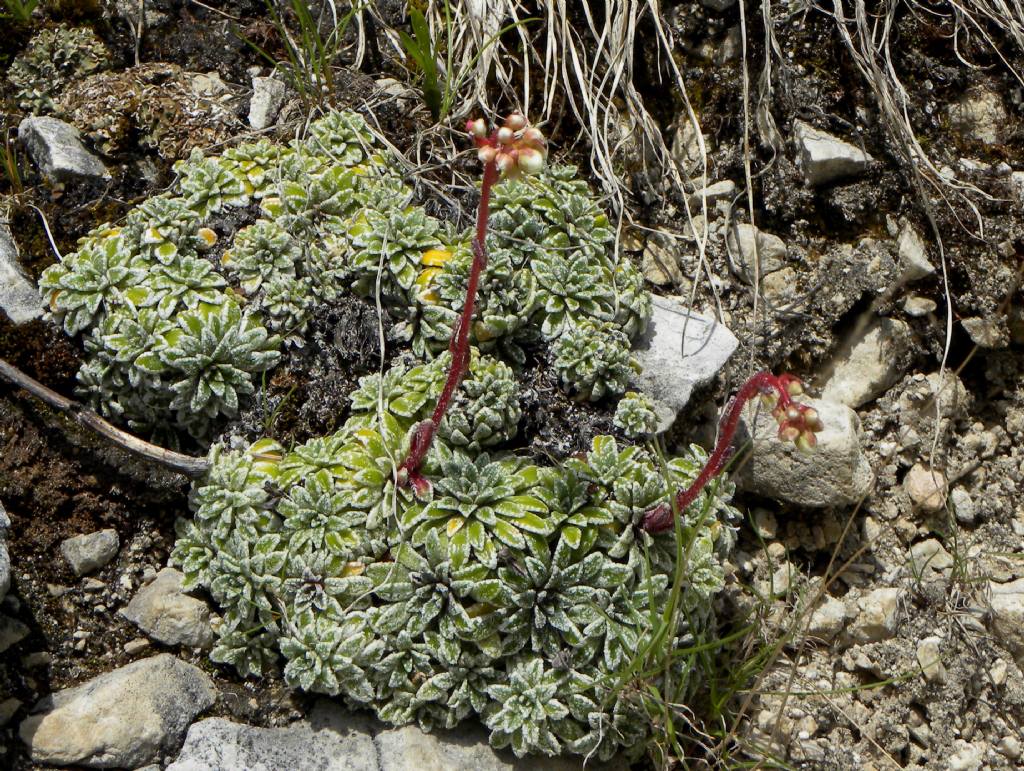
{"left": 903, "top": 295, "right": 937, "bottom": 317}
{"left": 950, "top": 488, "right": 976, "bottom": 524}
{"left": 904, "top": 464, "right": 947, "bottom": 513}
{"left": 997, "top": 735, "right": 1022, "bottom": 760}
{"left": 124, "top": 638, "right": 150, "bottom": 655}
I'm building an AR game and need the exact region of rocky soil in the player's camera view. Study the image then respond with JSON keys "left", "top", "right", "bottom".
{"left": 2, "top": 1, "right": 1023, "bottom": 770}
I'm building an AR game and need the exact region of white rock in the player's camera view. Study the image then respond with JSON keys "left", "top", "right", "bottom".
{"left": 124, "top": 637, "right": 150, "bottom": 655}
{"left": 902, "top": 295, "right": 936, "bottom": 317}
{"left": 904, "top": 464, "right": 947, "bottom": 514}
{"left": 0, "top": 540, "right": 8, "bottom": 603}
{"left": 989, "top": 658, "right": 1007, "bottom": 686}
{"left": 897, "top": 224, "right": 934, "bottom": 282}
{"left": 0, "top": 614, "right": 29, "bottom": 654}
{"left": 961, "top": 316, "right": 1008, "bottom": 349}
{"left": 950, "top": 488, "right": 975, "bottom": 524}
{"left": 19, "top": 654, "right": 215, "bottom": 768}
{"left": 168, "top": 700, "right": 621, "bottom": 771}
{"left": 121, "top": 568, "right": 214, "bottom": 649}
{"left": 947, "top": 739, "right": 984, "bottom": 771}
{"left": 948, "top": 88, "right": 1007, "bottom": 145}
{"left": 916, "top": 636, "right": 945, "bottom": 683}
{"left": 167, "top": 708, "right": 377, "bottom": 771}
{"left": 849, "top": 588, "right": 902, "bottom": 643}
{"left": 687, "top": 180, "right": 736, "bottom": 208}
{"left": 997, "top": 735, "right": 1022, "bottom": 760}
{"left": 725, "top": 223, "right": 786, "bottom": 283}
{"left": 735, "top": 397, "right": 874, "bottom": 508}
{"left": 987, "top": 578, "right": 1024, "bottom": 664}
{"left": 1012, "top": 171, "right": 1024, "bottom": 205}
{"left": 793, "top": 121, "right": 874, "bottom": 186}
{"left": 630, "top": 297, "right": 738, "bottom": 433}
{"left": 908, "top": 538, "right": 954, "bottom": 575}
{"left": 806, "top": 596, "right": 847, "bottom": 641}
{"left": 821, "top": 317, "right": 911, "bottom": 408}
{"left": 0, "top": 501, "right": 9, "bottom": 601}
{"left": 248, "top": 76, "right": 287, "bottom": 131}
{"left": 1, "top": 223, "right": 44, "bottom": 325}
{"left": 18, "top": 117, "right": 109, "bottom": 184}
{"left": 60, "top": 529, "right": 119, "bottom": 577}
{"left": 376, "top": 721, "right": 624, "bottom": 771}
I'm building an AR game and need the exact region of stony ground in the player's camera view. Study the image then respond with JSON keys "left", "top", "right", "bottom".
{"left": 1, "top": 1, "right": 1023, "bottom": 770}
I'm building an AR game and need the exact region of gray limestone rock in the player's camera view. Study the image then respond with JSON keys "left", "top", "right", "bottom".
{"left": 630, "top": 297, "right": 738, "bottom": 433}
{"left": 848, "top": 587, "right": 902, "bottom": 644}
{"left": 248, "top": 76, "right": 287, "bottom": 131}
{"left": 19, "top": 654, "right": 216, "bottom": 768}
{"left": 821, "top": 317, "right": 912, "bottom": 408}
{"left": 167, "top": 700, "right": 625, "bottom": 771}
{"left": 734, "top": 397, "right": 874, "bottom": 507}
{"left": 896, "top": 223, "right": 934, "bottom": 283}
{"left": 987, "top": 578, "right": 1024, "bottom": 665}
{"left": 60, "top": 529, "right": 120, "bottom": 577}
{"left": 961, "top": 316, "right": 1009, "bottom": 349}
{"left": 0, "top": 223, "right": 44, "bottom": 324}
{"left": 0, "top": 500, "right": 9, "bottom": 601}
{"left": 725, "top": 223, "right": 787, "bottom": 283}
{"left": 687, "top": 179, "right": 736, "bottom": 208}
{"left": 121, "top": 568, "right": 214, "bottom": 649}
{"left": 18, "top": 116, "right": 109, "bottom": 185}
{"left": 793, "top": 121, "right": 874, "bottom": 186}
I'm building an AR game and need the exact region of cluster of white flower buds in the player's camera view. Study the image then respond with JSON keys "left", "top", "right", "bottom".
{"left": 467, "top": 113, "right": 547, "bottom": 177}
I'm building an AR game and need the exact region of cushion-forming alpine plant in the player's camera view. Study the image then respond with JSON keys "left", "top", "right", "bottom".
{"left": 36, "top": 107, "right": 825, "bottom": 759}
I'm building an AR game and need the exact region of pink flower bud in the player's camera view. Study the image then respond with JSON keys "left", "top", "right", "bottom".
{"left": 496, "top": 126, "right": 514, "bottom": 145}
{"left": 495, "top": 152, "right": 515, "bottom": 174}
{"left": 785, "top": 378, "right": 804, "bottom": 396}
{"left": 521, "top": 127, "right": 545, "bottom": 149}
{"left": 517, "top": 147, "right": 545, "bottom": 175}
{"left": 468, "top": 118, "right": 488, "bottom": 139}
{"left": 778, "top": 425, "right": 801, "bottom": 443}
{"left": 477, "top": 146, "right": 497, "bottom": 164}
{"left": 505, "top": 112, "right": 527, "bottom": 130}
{"left": 785, "top": 405, "right": 801, "bottom": 421}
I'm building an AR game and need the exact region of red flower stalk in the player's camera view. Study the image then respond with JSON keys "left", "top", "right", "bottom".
{"left": 397, "top": 113, "right": 548, "bottom": 496}
{"left": 641, "top": 371, "right": 823, "bottom": 534}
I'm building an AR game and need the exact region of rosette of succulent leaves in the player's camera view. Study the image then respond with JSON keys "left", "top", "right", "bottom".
{"left": 41, "top": 109, "right": 740, "bottom": 758}
{"left": 174, "top": 407, "right": 740, "bottom": 759}
{"left": 41, "top": 110, "right": 648, "bottom": 444}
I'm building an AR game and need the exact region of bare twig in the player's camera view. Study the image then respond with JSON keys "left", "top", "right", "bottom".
{"left": 0, "top": 357, "right": 209, "bottom": 478}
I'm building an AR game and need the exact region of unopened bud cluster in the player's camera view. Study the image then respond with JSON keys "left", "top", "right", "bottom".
{"left": 763, "top": 376, "right": 824, "bottom": 451}
{"left": 467, "top": 113, "right": 547, "bottom": 177}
